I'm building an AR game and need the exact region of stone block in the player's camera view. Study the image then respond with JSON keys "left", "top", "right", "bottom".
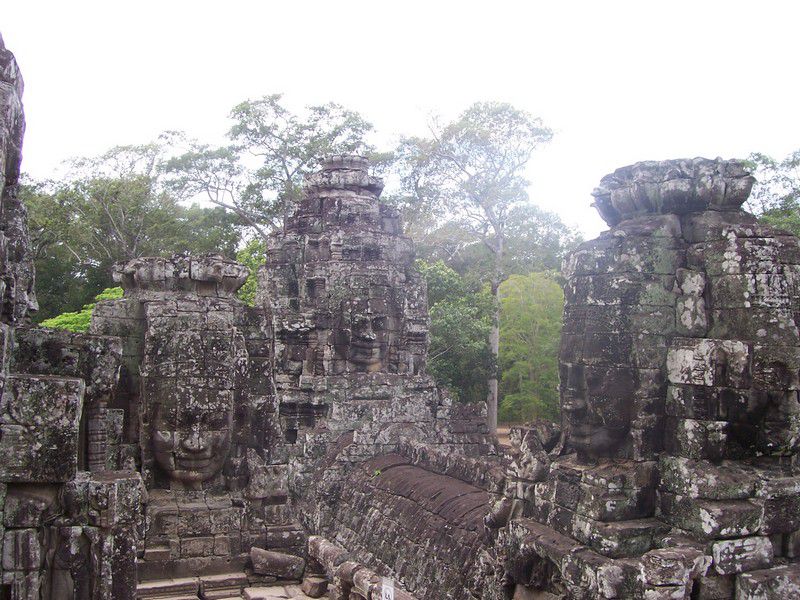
{"left": 2, "top": 486, "right": 57, "bottom": 528}
{"left": 659, "top": 456, "right": 757, "bottom": 500}
{"left": 736, "top": 564, "right": 800, "bottom": 599}
{"left": 712, "top": 536, "right": 773, "bottom": 575}
{"left": 639, "top": 547, "right": 710, "bottom": 586}
{"left": 664, "top": 418, "right": 755, "bottom": 460}
{"left": 692, "top": 574, "right": 735, "bottom": 599}
{"left": 243, "top": 587, "right": 290, "bottom": 600}
{"left": 2, "top": 528, "right": 41, "bottom": 571}
{"left": 0, "top": 375, "right": 84, "bottom": 482}
{"left": 181, "top": 535, "right": 215, "bottom": 558}
{"left": 759, "top": 493, "right": 800, "bottom": 535}
{"left": 199, "top": 572, "right": 249, "bottom": 598}
{"left": 667, "top": 338, "right": 751, "bottom": 388}
{"left": 250, "top": 548, "right": 305, "bottom": 579}
{"left": 301, "top": 575, "right": 329, "bottom": 598}
{"left": 659, "top": 493, "right": 763, "bottom": 539}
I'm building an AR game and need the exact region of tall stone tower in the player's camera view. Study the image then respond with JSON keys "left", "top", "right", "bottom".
{"left": 499, "top": 158, "right": 800, "bottom": 599}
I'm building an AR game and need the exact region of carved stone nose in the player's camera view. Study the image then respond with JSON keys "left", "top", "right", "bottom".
{"left": 181, "top": 427, "right": 206, "bottom": 452}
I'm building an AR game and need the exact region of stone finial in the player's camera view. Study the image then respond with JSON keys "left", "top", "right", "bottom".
{"left": 112, "top": 254, "right": 249, "bottom": 297}
{"left": 591, "top": 158, "right": 755, "bottom": 226}
{"left": 305, "top": 154, "right": 384, "bottom": 196}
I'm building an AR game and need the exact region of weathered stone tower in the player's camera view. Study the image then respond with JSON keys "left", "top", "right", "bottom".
{"left": 499, "top": 159, "right": 800, "bottom": 599}
{"left": 258, "top": 155, "right": 493, "bottom": 529}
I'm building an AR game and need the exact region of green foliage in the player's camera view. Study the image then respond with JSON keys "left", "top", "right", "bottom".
{"left": 498, "top": 273, "right": 563, "bottom": 423}
{"left": 23, "top": 140, "right": 245, "bottom": 322}
{"left": 396, "top": 102, "right": 554, "bottom": 245}
{"left": 745, "top": 150, "right": 800, "bottom": 237}
{"left": 415, "top": 259, "right": 464, "bottom": 305}
{"left": 40, "top": 287, "right": 123, "bottom": 333}
{"left": 167, "top": 95, "right": 377, "bottom": 239}
{"left": 236, "top": 238, "right": 268, "bottom": 306}
{"left": 419, "top": 260, "right": 494, "bottom": 404}
{"left": 397, "top": 103, "right": 557, "bottom": 427}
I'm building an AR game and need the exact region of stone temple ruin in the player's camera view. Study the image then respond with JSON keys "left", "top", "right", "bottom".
{"left": 0, "top": 35, "right": 799, "bottom": 600}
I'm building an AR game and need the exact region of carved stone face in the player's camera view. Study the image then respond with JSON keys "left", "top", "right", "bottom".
{"left": 333, "top": 295, "right": 398, "bottom": 373}
{"left": 561, "top": 364, "right": 633, "bottom": 461}
{"left": 151, "top": 389, "right": 233, "bottom": 487}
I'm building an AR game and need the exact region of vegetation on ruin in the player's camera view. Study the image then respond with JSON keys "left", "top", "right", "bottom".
{"left": 39, "top": 286, "right": 123, "bottom": 332}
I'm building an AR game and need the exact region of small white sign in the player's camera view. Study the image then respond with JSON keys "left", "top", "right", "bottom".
{"left": 381, "top": 577, "right": 395, "bottom": 600}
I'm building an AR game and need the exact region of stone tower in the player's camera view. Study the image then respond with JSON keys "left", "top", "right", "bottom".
{"left": 499, "top": 158, "right": 800, "bottom": 599}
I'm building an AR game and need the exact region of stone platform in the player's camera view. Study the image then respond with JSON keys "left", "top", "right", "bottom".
{"left": 136, "top": 574, "right": 327, "bottom": 600}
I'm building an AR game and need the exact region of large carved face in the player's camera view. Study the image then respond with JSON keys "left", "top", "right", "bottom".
{"left": 151, "top": 387, "right": 233, "bottom": 486}
{"left": 333, "top": 293, "right": 399, "bottom": 373}
{"left": 561, "top": 364, "right": 633, "bottom": 461}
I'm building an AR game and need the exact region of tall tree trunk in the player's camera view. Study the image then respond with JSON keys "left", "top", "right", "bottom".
{"left": 486, "top": 234, "right": 503, "bottom": 434}
{"left": 487, "top": 278, "right": 500, "bottom": 433}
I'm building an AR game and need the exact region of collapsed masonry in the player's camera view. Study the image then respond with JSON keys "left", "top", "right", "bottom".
{"left": 0, "top": 35, "right": 799, "bottom": 600}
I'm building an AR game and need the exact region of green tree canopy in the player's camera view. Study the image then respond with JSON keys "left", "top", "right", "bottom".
{"left": 235, "top": 238, "right": 268, "bottom": 306}
{"left": 745, "top": 150, "right": 800, "bottom": 236}
{"left": 498, "top": 272, "right": 564, "bottom": 423}
{"left": 24, "top": 140, "right": 245, "bottom": 321}
{"left": 396, "top": 103, "right": 555, "bottom": 430}
{"left": 417, "top": 260, "right": 493, "bottom": 405}
{"left": 166, "top": 95, "right": 376, "bottom": 239}
{"left": 40, "top": 287, "right": 123, "bottom": 333}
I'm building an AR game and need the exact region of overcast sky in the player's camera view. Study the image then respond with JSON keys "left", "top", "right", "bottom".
{"left": 4, "top": 1, "right": 799, "bottom": 238}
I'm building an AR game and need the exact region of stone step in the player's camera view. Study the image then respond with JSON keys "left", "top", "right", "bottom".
{"left": 137, "top": 577, "right": 327, "bottom": 600}
{"left": 136, "top": 577, "right": 199, "bottom": 599}
{"left": 199, "top": 572, "right": 250, "bottom": 599}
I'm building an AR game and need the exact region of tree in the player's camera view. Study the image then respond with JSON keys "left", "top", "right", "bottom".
{"left": 166, "top": 94, "right": 376, "bottom": 239}
{"left": 235, "top": 238, "right": 268, "bottom": 306}
{"left": 745, "top": 150, "right": 800, "bottom": 236}
{"left": 397, "top": 102, "right": 553, "bottom": 431}
{"left": 24, "top": 140, "right": 245, "bottom": 321}
{"left": 498, "top": 272, "right": 564, "bottom": 423}
{"left": 417, "top": 260, "right": 494, "bottom": 404}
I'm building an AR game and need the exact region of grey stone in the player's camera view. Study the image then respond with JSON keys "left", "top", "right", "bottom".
{"left": 250, "top": 548, "right": 305, "bottom": 579}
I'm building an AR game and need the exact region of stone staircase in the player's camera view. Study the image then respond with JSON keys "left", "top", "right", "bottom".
{"left": 135, "top": 573, "right": 326, "bottom": 600}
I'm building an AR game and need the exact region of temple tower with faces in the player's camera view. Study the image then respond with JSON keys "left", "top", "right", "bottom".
{"left": 91, "top": 254, "right": 303, "bottom": 580}
{"left": 498, "top": 159, "right": 800, "bottom": 599}
{"left": 259, "top": 155, "right": 434, "bottom": 445}
{"left": 258, "top": 155, "right": 492, "bottom": 530}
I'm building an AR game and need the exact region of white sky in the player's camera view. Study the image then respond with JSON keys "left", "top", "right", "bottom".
{"left": 4, "top": 0, "right": 799, "bottom": 238}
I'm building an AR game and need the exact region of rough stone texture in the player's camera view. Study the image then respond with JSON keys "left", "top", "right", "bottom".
{"left": 322, "top": 453, "right": 490, "bottom": 598}
{"left": 251, "top": 548, "right": 306, "bottom": 579}
{"left": 496, "top": 158, "right": 800, "bottom": 599}
{"left": 256, "top": 155, "right": 497, "bottom": 598}
{"left": 0, "top": 374, "right": 84, "bottom": 482}
{"left": 91, "top": 253, "right": 306, "bottom": 582}
{"left": 0, "top": 34, "right": 36, "bottom": 325}
{"left": 736, "top": 564, "right": 800, "bottom": 599}
{"left": 2, "top": 35, "right": 799, "bottom": 598}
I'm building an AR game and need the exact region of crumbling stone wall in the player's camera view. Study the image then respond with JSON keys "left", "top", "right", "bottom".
{"left": 258, "top": 156, "right": 495, "bottom": 525}
{"left": 255, "top": 156, "right": 500, "bottom": 598}
{"left": 0, "top": 35, "right": 144, "bottom": 600}
{"left": 0, "top": 33, "right": 36, "bottom": 326}
{"left": 497, "top": 159, "right": 800, "bottom": 600}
